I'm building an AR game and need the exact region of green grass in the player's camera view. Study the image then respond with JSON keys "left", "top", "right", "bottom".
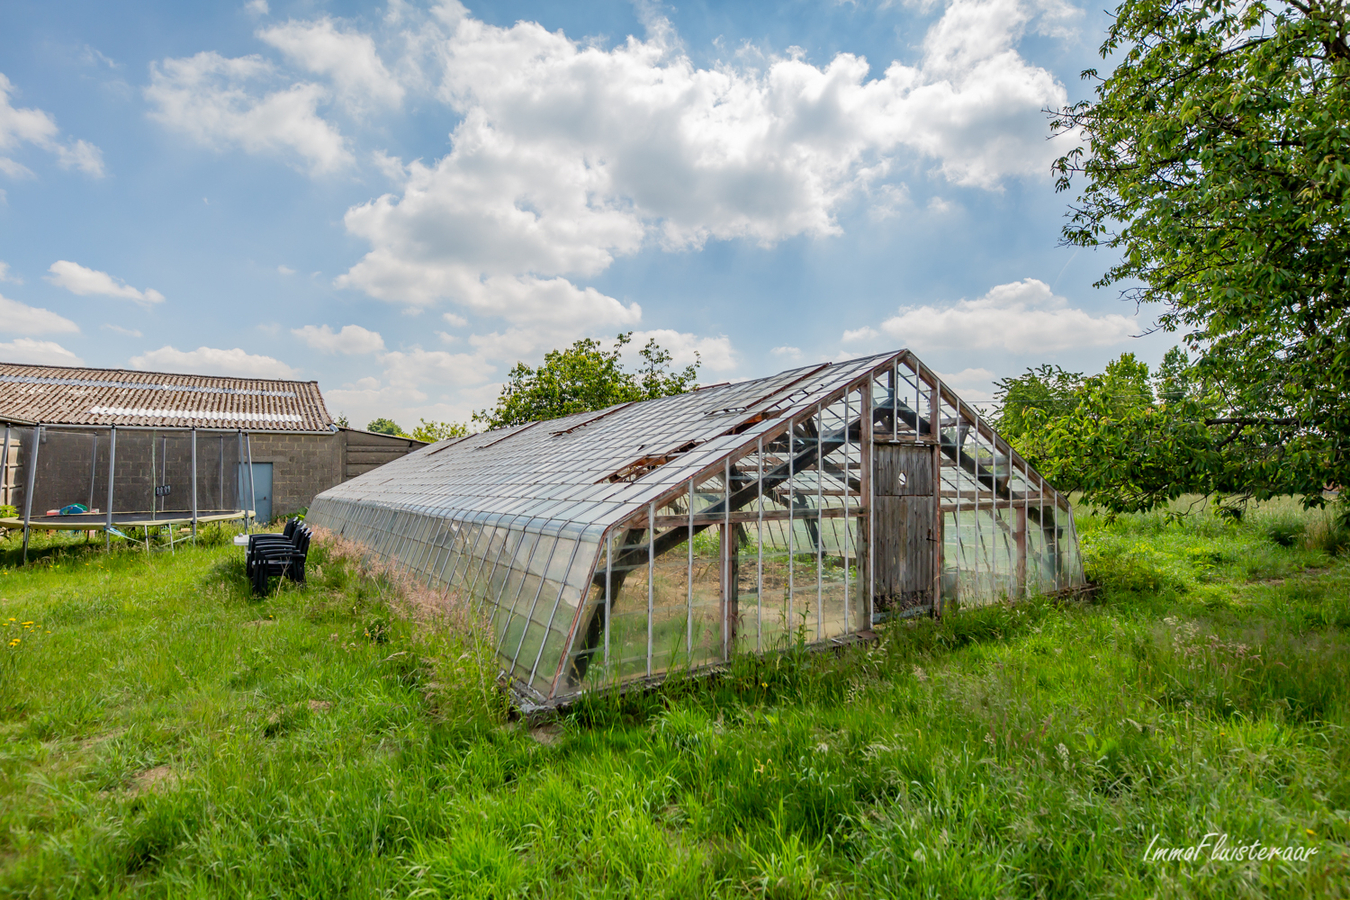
{"left": 1, "top": 503, "right": 1348, "bottom": 898}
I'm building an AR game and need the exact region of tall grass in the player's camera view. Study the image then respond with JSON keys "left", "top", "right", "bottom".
{"left": 1, "top": 504, "right": 1347, "bottom": 897}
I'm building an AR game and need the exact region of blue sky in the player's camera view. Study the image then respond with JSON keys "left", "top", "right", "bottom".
{"left": 0, "top": 0, "right": 1173, "bottom": 429}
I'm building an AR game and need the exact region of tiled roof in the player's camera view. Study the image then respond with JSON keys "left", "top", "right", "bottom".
{"left": 0, "top": 362, "right": 334, "bottom": 432}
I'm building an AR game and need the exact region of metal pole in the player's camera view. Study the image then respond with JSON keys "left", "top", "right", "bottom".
{"left": 21, "top": 425, "right": 40, "bottom": 565}
{"left": 105, "top": 427, "right": 116, "bottom": 552}
{"left": 1, "top": 423, "right": 9, "bottom": 508}
{"left": 88, "top": 433, "right": 98, "bottom": 511}
{"left": 236, "top": 430, "right": 244, "bottom": 530}
{"left": 150, "top": 429, "right": 157, "bottom": 521}
{"left": 604, "top": 531, "right": 612, "bottom": 672}
{"left": 191, "top": 427, "right": 198, "bottom": 543}
{"left": 245, "top": 431, "right": 256, "bottom": 532}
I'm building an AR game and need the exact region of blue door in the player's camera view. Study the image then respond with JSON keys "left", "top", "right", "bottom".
{"left": 238, "top": 462, "right": 273, "bottom": 524}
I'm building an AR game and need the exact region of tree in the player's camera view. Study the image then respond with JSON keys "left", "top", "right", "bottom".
{"left": 410, "top": 418, "right": 470, "bottom": 443}
{"left": 474, "top": 333, "right": 700, "bottom": 429}
{"left": 366, "top": 418, "right": 405, "bottom": 436}
{"left": 334, "top": 413, "right": 350, "bottom": 428}
{"left": 995, "top": 352, "right": 1222, "bottom": 512}
{"left": 1052, "top": 0, "right": 1350, "bottom": 505}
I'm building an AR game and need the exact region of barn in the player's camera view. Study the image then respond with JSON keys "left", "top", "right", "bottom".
{"left": 308, "top": 349, "right": 1086, "bottom": 710}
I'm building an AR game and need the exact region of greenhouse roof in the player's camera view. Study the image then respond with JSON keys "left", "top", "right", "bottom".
{"left": 318, "top": 351, "right": 904, "bottom": 537}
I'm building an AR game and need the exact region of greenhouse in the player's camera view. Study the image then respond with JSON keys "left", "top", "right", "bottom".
{"left": 308, "top": 350, "right": 1085, "bottom": 709}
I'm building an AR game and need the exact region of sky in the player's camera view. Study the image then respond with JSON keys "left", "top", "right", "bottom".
{"left": 0, "top": 0, "right": 1175, "bottom": 430}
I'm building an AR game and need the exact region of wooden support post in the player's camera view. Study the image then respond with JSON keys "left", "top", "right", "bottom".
{"left": 860, "top": 379, "right": 874, "bottom": 631}
{"left": 687, "top": 478, "right": 695, "bottom": 661}
{"left": 1015, "top": 503, "right": 1027, "bottom": 599}
{"left": 648, "top": 501, "right": 656, "bottom": 677}
{"left": 929, "top": 379, "right": 942, "bottom": 616}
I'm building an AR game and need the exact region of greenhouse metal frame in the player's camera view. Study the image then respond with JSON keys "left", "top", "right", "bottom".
{"left": 309, "top": 350, "right": 1085, "bottom": 709}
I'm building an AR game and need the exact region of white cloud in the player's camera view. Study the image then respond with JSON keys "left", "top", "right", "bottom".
{"left": 938, "top": 366, "right": 996, "bottom": 384}
{"left": 130, "top": 345, "right": 299, "bottom": 378}
{"left": 0, "top": 72, "right": 105, "bottom": 178}
{"left": 841, "top": 326, "right": 879, "bottom": 344}
{"left": 277, "top": 264, "right": 295, "bottom": 275}
{"left": 145, "top": 52, "right": 352, "bottom": 175}
{"left": 101, "top": 323, "right": 142, "bottom": 337}
{"left": 47, "top": 260, "right": 165, "bottom": 305}
{"left": 627, "top": 329, "right": 736, "bottom": 371}
{"left": 0, "top": 293, "right": 80, "bottom": 335}
{"left": 245, "top": 0, "right": 269, "bottom": 16}
{"left": 380, "top": 346, "right": 488, "bottom": 389}
{"left": 0, "top": 337, "right": 83, "bottom": 366}
{"left": 54, "top": 139, "right": 105, "bottom": 176}
{"left": 875, "top": 278, "right": 1138, "bottom": 352}
{"left": 0, "top": 261, "right": 18, "bottom": 283}
{"left": 335, "top": 0, "right": 1074, "bottom": 342}
{"left": 771, "top": 346, "right": 803, "bottom": 361}
{"left": 292, "top": 323, "right": 386, "bottom": 354}
{"left": 259, "top": 18, "right": 404, "bottom": 112}
{"left": 441, "top": 311, "right": 467, "bottom": 328}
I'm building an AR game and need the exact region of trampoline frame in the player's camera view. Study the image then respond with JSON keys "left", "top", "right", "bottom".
{"left": 1, "top": 422, "right": 260, "bottom": 564}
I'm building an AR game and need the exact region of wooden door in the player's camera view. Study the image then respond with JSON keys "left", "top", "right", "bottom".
{"left": 874, "top": 443, "right": 937, "bottom": 616}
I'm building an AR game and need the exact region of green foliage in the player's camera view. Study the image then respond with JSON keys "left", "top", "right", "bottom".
{"left": 365, "top": 417, "right": 405, "bottom": 436}
{"left": 333, "top": 413, "right": 349, "bottom": 428}
{"left": 995, "top": 352, "right": 1224, "bottom": 512}
{"left": 409, "top": 418, "right": 470, "bottom": 443}
{"left": 0, "top": 505, "right": 16, "bottom": 519}
{"left": 474, "top": 332, "right": 700, "bottom": 430}
{"left": 1052, "top": 0, "right": 1350, "bottom": 503}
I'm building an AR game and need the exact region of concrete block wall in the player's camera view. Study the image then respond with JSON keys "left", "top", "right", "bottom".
{"left": 246, "top": 432, "right": 345, "bottom": 520}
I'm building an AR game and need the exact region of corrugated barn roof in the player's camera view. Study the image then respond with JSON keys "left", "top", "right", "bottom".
{"left": 0, "top": 362, "right": 334, "bottom": 432}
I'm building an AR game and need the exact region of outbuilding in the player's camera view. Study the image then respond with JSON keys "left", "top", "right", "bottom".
{"left": 0, "top": 362, "right": 423, "bottom": 555}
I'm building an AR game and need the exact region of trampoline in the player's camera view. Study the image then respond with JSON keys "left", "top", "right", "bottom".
{"left": 1, "top": 422, "right": 263, "bottom": 563}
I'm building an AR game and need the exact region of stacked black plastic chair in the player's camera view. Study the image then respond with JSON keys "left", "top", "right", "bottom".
{"left": 247, "top": 518, "right": 311, "bottom": 595}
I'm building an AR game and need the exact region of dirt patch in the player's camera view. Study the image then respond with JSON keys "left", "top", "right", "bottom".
{"left": 242, "top": 618, "right": 277, "bottom": 627}
{"left": 529, "top": 723, "right": 562, "bottom": 746}
{"left": 130, "top": 765, "right": 178, "bottom": 796}
{"left": 78, "top": 727, "right": 127, "bottom": 750}
{"left": 307, "top": 699, "right": 331, "bottom": 713}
